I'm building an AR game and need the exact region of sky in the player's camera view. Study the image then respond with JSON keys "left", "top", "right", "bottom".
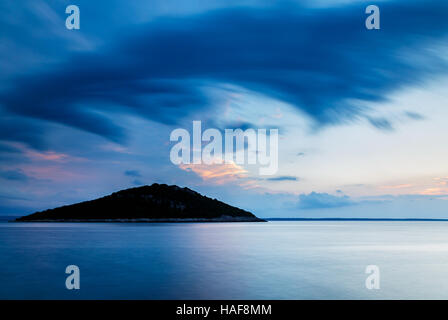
{"left": 1, "top": 0, "right": 448, "bottom": 218}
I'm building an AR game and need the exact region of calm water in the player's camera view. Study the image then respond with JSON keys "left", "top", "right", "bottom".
{"left": 1, "top": 219, "right": 448, "bottom": 299}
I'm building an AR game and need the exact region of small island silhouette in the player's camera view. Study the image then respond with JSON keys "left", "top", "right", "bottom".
{"left": 15, "top": 183, "right": 265, "bottom": 222}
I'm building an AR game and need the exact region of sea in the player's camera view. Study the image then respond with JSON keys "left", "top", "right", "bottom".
{"left": 1, "top": 217, "right": 448, "bottom": 299}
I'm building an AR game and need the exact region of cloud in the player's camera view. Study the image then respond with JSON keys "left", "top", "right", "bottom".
{"left": 380, "top": 184, "right": 414, "bottom": 190}
{"left": 124, "top": 170, "right": 141, "bottom": 177}
{"left": 367, "top": 116, "right": 394, "bottom": 131}
{"left": 298, "top": 191, "right": 353, "bottom": 209}
{"left": 101, "top": 143, "right": 132, "bottom": 154}
{"left": 1, "top": 0, "right": 448, "bottom": 147}
{"left": 23, "top": 149, "right": 72, "bottom": 162}
{"left": 132, "top": 179, "right": 144, "bottom": 186}
{"left": 0, "top": 115, "right": 45, "bottom": 150}
{"left": 405, "top": 111, "right": 425, "bottom": 120}
{"left": 5, "top": 143, "right": 84, "bottom": 163}
{"left": 266, "top": 176, "right": 299, "bottom": 181}
{"left": 418, "top": 180, "right": 448, "bottom": 196}
{"left": 179, "top": 162, "right": 249, "bottom": 185}
{"left": 0, "top": 169, "right": 29, "bottom": 181}
{"left": 0, "top": 143, "right": 20, "bottom": 154}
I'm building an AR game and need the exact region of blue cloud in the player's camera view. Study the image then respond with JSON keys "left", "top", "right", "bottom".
{"left": 0, "top": 143, "right": 20, "bottom": 154}
{"left": 367, "top": 117, "right": 394, "bottom": 131}
{"left": 124, "top": 170, "right": 142, "bottom": 177}
{"left": 0, "top": 169, "right": 29, "bottom": 182}
{"left": 0, "top": 116, "right": 45, "bottom": 150}
{"left": 267, "top": 176, "right": 299, "bottom": 181}
{"left": 132, "top": 179, "right": 144, "bottom": 186}
{"left": 1, "top": 1, "right": 447, "bottom": 148}
{"left": 405, "top": 111, "right": 425, "bottom": 120}
{"left": 298, "top": 192, "right": 353, "bottom": 209}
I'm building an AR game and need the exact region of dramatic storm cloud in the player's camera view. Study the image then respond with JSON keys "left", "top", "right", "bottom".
{"left": 1, "top": 0, "right": 448, "bottom": 147}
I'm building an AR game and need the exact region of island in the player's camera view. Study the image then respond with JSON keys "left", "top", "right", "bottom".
{"left": 15, "top": 183, "right": 266, "bottom": 222}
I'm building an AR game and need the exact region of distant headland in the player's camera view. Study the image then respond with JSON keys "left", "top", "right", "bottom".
{"left": 15, "top": 184, "right": 266, "bottom": 222}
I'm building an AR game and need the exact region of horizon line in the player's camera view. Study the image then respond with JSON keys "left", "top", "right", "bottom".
{"left": 265, "top": 218, "right": 448, "bottom": 221}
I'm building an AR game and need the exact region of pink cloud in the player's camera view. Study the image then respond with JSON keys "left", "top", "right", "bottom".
{"left": 100, "top": 143, "right": 133, "bottom": 154}
{"left": 180, "top": 162, "right": 247, "bottom": 183}
{"left": 179, "top": 161, "right": 259, "bottom": 189}
{"left": 25, "top": 150, "right": 70, "bottom": 161}
{"left": 419, "top": 188, "right": 448, "bottom": 196}
{"left": 379, "top": 184, "right": 414, "bottom": 189}
{"left": 5, "top": 142, "right": 84, "bottom": 163}
{"left": 18, "top": 164, "right": 86, "bottom": 182}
